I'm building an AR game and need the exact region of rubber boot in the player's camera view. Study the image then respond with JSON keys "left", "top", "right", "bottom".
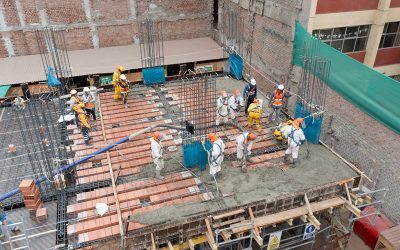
{"left": 124, "top": 104, "right": 128, "bottom": 109}
{"left": 156, "top": 169, "right": 164, "bottom": 180}
{"left": 232, "top": 118, "right": 237, "bottom": 124}
{"left": 85, "top": 140, "right": 92, "bottom": 146}
{"left": 284, "top": 154, "right": 290, "bottom": 163}
{"left": 293, "top": 159, "right": 300, "bottom": 168}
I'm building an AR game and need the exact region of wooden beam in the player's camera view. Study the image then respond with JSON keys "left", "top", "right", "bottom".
{"left": 248, "top": 208, "right": 263, "bottom": 246}
{"left": 213, "top": 209, "right": 245, "bottom": 220}
{"left": 307, "top": 215, "right": 321, "bottom": 230}
{"left": 205, "top": 218, "right": 217, "bottom": 250}
{"left": 220, "top": 231, "right": 231, "bottom": 241}
{"left": 340, "top": 197, "right": 361, "bottom": 217}
{"left": 151, "top": 232, "right": 156, "bottom": 250}
{"left": 304, "top": 193, "right": 313, "bottom": 216}
{"left": 167, "top": 241, "right": 174, "bottom": 250}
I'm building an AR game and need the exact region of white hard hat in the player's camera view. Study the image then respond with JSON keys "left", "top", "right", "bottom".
{"left": 250, "top": 78, "right": 256, "bottom": 85}
{"left": 70, "top": 89, "right": 77, "bottom": 95}
{"left": 278, "top": 84, "right": 284, "bottom": 90}
{"left": 120, "top": 74, "right": 127, "bottom": 80}
{"left": 83, "top": 87, "right": 90, "bottom": 92}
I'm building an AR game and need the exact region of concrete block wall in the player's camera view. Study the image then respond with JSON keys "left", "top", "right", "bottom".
{"left": 0, "top": 0, "right": 213, "bottom": 58}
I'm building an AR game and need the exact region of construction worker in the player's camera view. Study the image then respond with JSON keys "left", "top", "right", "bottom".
{"left": 82, "top": 87, "right": 96, "bottom": 120}
{"left": 216, "top": 91, "right": 229, "bottom": 126}
{"left": 268, "top": 84, "right": 290, "bottom": 123}
{"left": 283, "top": 118, "right": 306, "bottom": 168}
{"left": 236, "top": 132, "right": 257, "bottom": 171}
{"left": 73, "top": 104, "right": 91, "bottom": 146}
{"left": 247, "top": 99, "right": 263, "bottom": 131}
{"left": 69, "top": 89, "right": 81, "bottom": 127}
{"left": 207, "top": 133, "right": 225, "bottom": 177}
{"left": 0, "top": 204, "right": 19, "bottom": 238}
{"left": 243, "top": 78, "right": 257, "bottom": 114}
{"left": 150, "top": 132, "right": 164, "bottom": 179}
{"left": 112, "top": 66, "right": 124, "bottom": 100}
{"left": 119, "top": 74, "right": 130, "bottom": 108}
{"left": 228, "top": 89, "right": 243, "bottom": 122}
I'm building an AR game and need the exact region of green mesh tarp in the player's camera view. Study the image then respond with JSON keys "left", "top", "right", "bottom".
{"left": 293, "top": 21, "right": 400, "bottom": 134}
{"left": 0, "top": 85, "right": 11, "bottom": 98}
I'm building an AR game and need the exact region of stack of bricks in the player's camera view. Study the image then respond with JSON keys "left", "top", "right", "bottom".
{"left": 19, "top": 179, "right": 46, "bottom": 220}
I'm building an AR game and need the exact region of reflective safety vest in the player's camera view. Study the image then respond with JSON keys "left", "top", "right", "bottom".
{"left": 119, "top": 81, "right": 129, "bottom": 93}
{"left": 85, "top": 93, "right": 95, "bottom": 109}
{"left": 273, "top": 90, "right": 285, "bottom": 106}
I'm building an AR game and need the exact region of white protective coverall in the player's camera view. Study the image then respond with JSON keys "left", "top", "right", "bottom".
{"left": 209, "top": 138, "right": 225, "bottom": 175}
{"left": 283, "top": 125, "right": 305, "bottom": 159}
{"left": 228, "top": 95, "right": 244, "bottom": 120}
{"left": 150, "top": 138, "right": 164, "bottom": 170}
{"left": 236, "top": 132, "right": 254, "bottom": 160}
{"left": 216, "top": 96, "right": 229, "bottom": 125}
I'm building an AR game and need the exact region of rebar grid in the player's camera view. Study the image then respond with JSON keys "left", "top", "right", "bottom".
{"left": 179, "top": 76, "right": 217, "bottom": 145}
{"left": 139, "top": 19, "right": 165, "bottom": 68}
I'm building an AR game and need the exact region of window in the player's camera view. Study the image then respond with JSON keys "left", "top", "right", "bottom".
{"left": 379, "top": 22, "right": 400, "bottom": 48}
{"left": 312, "top": 25, "right": 371, "bottom": 53}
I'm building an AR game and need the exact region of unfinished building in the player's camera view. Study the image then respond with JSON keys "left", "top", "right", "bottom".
{"left": 0, "top": 0, "right": 399, "bottom": 250}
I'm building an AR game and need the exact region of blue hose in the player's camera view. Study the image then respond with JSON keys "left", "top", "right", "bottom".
{"left": 0, "top": 136, "right": 130, "bottom": 203}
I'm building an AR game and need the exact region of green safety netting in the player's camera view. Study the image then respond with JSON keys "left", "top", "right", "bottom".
{"left": 293, "top": 21, "right": 400, "bottom": 134}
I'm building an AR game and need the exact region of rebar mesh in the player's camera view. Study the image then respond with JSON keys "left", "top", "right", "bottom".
{"left": 179, "top": 76, "right": 216, "bottom": 145}
{"left": 220, "top": 1, "right": 244, "bottom": 56}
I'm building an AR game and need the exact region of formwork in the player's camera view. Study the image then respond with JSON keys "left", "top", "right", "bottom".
{"left": 62, "top": 76, "right": 361, "bottom": 250}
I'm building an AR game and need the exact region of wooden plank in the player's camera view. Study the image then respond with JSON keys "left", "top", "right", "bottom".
{"left": 307, "top": 215, "right": 321, "bottom": 230}
{"left": 248, "top": 208, "right": 263, "bottom": 246}
{"left": 340, "top": 197, "right": 361, "bottom": 217}
{"left": 304, "top": 193, "right": 313, "bottom": 215}
{"left": 230, "top": 197, "right": 346, "bottom": 234}
{"left": 344, "top": 183, "right": 352, "bottom": 202}
{"left": 212, "top": 209, "right": 244, "bottom": 220}
{"left": 213, "top": 217, "right": 245, "bottom": 228}
{"left": 98, "top": 95, "right": 124, "bottom": 236}
{"left": 220, "top": 231, "right": 231, "bottom": 241}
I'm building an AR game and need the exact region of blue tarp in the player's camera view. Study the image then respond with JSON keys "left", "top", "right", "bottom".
{"left": 295, "top": 103, "right": 323, "bottom": 144}
{"left": 143, "top": 66, "right": 166, "bottom": 85}
{"left": 229, "top": 53, "right": 243, "bottom": 80}
{"left": 183, "top": 140, "right": 211, "bottom": 170}
{"left": 47, "top": 67, "right": 61, "bottom": 87}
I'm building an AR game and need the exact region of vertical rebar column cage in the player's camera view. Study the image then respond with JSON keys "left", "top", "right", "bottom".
{"left": 139, "top": 19, "right": 165, "bottom": 68}
{"left": 221, "top": 0, "right": 244, "bottom": 56}
{"left": 35, "top": 27, "right": 73, "bottom": 93}
{"left": 179, "top": 76, "right": 217, "bottom": 145}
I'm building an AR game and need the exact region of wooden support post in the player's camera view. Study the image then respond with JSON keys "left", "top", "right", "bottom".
{"left": 344, "top": 183, "right": 352, "bottom": 202}
{"left": 342, "top": 184, "right": 361, "bottom": 217}
{"left": 151, "top": 232, "right": 156, "bottom": 250}
{"left": 328, "top": 207, "right": 333, "bottom": 214}
{"left": 205, "top": 218, "right": 218, "bottom": 250}
{"left": 304, "top": 193, "right": 321, "bottom": 229}
{"left": 167, "top": 241, "right": 174, "bottom": 250}
{"left": 248, "top": 208, "right": 263, "bottom": 246}
{"left": 286, "top": 218, "right": 293, "bottom": 226}
{"left": 188, "top": 239, "right": 195, "bottom": 250}
{"left": 300, "top": 215, "right": 308, "bottom": 223}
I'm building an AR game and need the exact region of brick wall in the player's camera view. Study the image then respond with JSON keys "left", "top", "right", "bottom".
{"left": 0, "top": 0, "right": 212, "bottom": 58}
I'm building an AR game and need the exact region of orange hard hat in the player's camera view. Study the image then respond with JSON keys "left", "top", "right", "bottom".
{"left": 247, "top": 133, "right": 257, "bottom": 141}
{"left": 234, "top": 89, "right": 240, "bottom": 96}
{"left": 207, "top": 133, "right": 218, "bottom": 143}
{"left": 293, "top": 118, "right": 304, "bottom": 129}
{"left": 253, "top": 99, "right": 260, "bottom": 104}
{"left": 153, "top": 131, "right": 161, "bottom": 140}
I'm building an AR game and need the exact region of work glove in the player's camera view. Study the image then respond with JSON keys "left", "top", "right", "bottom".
{"left": 300, "top": 139, "right": 306, "bottom": 145}
{"left": 247, "top": 151, "right": 251, "bottom": 156}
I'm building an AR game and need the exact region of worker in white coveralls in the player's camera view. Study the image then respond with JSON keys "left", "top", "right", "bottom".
{"left": 236, "top": 132, "right": 257, "bottom": 171}
{"left": 216, "top": 91, "right": 229, "bottom": 126}
{"left": 150, "top": 131, "right": 165, "bottom": 179}
{"left": 228, "top": 89, "right": 244, "bottom": 123}
{"left": 283, "top": 118, "right": 306, "bottom": 168}
{"left": 207, "top": 133, "right": 225, "bottom": 177}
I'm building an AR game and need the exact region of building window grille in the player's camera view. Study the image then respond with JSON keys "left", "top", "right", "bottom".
{"left": 379, "top": 22, "right": 400, "bottom": 48}
{"left": 312, "top": 25, "right": 370, "bottom": 53}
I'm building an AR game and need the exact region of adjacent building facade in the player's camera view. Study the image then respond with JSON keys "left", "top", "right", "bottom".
{"left": 308, "top": 0, "right": 400, "bottom": 78}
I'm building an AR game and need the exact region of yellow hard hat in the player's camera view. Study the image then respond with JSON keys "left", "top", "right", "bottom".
{"left": 118, "top": 66, "right": 125, "bottom": 72}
